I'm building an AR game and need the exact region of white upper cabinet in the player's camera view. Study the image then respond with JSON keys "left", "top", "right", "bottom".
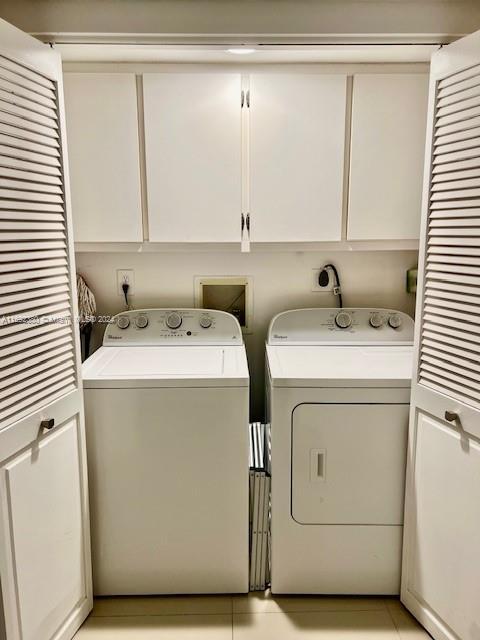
{"left": 348, "top": 73, "right": 429, "bottom": 240}
{"left": 249, "top": 74, "right": 347, "bottom": 242}
{"left": 63, "top": 73, "right": 143, "bottom": 242}
{"left": 143, "top": 73, "right": 242, "bottom": 242}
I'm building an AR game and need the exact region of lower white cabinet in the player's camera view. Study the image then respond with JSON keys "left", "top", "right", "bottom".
{"left": 348, "top": 73, "right": 429, "bottom": 240}
{"left": 402, "top": 412, "right": 480, "bottom": 640}
{"left": 143, "top": 73, "right": 242, "bottom": 242}
{"left": 63, "top": 73, "right": 143, "bottom": 242}
{"left": 0, "top": 416, "right": 92, "bottom": 640}
{"left": 249, "top": 74, "right": 347, "bottom": 242}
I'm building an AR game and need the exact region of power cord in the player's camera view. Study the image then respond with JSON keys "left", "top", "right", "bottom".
{"left": 318, "top": 264, "right": 343, "bottom": 308}
{"left": 122, "top": 281, "right": 130, "bottom": 308}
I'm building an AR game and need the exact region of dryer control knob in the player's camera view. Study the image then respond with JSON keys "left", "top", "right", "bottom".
{"left": 335, "top": 311, "right": 352, "bottom": 329}
{"left": 135, "top": 314, "right": 149, "bottom": 329}
{"left": 199, "top": 316, "right": 212, "bottom": 329}
{"left": 166, "top": 311, "right": 182, "bottom": 330}
{"left": 116, "top": 315, "right": 130, "bottom": 330}
{"left": 369, "top": 312, "right": 384, "bottom": 328}
{"left": 388, "top": 313, "right": 402, "bottom": 329}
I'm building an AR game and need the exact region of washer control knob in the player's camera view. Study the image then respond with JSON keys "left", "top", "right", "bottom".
{"left": 135, "top": 314, "right": 149, "bottom": 329}
{"left": 166, "top": 311, "right": 182, "bottom": 330}
{"left": 199, "top": 316, "right": 212, "bottom": 329}
{"left": 335, "top": 311, "right": 352, "bottom": 329}
{"left": 116, "top": 315, "right": 130, "bottom": 330}
{"left": 388, "top": 313, "right": 403, "bottom": 329}
{"left": 369, "top": 312, "right": 384, "bottom": 329}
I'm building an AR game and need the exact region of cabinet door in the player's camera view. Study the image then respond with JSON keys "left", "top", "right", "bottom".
{"left": 63, "top": 73, "right": 143, "bottom": 242}
{"left": 143, "top": 73, "right": 242, "bottom": 242}
{"left": 249, "top": 74, "right": 346, "bottom": 242}
{"left": 348, "top": 74, "right": 429, "bottom": 240}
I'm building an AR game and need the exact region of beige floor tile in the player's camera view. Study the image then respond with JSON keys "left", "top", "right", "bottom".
{"left": 233, "top": 609, "right": 399, "bottom": 639}
{"left": 233, "top": 589, "right": 387, "bottom": 614}
{"left": 75, "top": 614, "right": 232, "bottom": 639}
{"left": 385, "top": 600, "right": 432, "bottom": 639}
{"left": 92, "top": 595, "right": 232, "bottom": 617}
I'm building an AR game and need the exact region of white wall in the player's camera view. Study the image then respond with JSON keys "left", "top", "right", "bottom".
{"left": 76, "top": 249, "right": 418, "bottom": 419}
{"left": 2, "top": 0, "right": 479, "bottom": 36}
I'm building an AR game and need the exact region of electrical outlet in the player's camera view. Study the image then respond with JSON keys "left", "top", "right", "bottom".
{"left": 117, "top": 269, "right": 135, "bottom": 296}
{"left": 311, "top": 269, "right": 334, "bottom": 292}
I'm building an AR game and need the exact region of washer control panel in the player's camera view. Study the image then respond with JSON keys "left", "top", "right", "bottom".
{"left": 104, "top": 309, "right": 243, "bottom": 345}
{"left": 268, "top": 308, "right": 414, "bottom": 345}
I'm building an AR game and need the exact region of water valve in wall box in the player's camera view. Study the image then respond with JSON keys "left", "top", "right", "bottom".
{"left": 194, "top": 276, "right": 253, "bottom": 333}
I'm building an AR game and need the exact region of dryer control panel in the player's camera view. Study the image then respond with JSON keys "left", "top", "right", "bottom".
{"left": 268, "top": 308, "right": 414, "bottom": 345}
{"left": 103, "top": 309, "right": 243, "bottom": 346}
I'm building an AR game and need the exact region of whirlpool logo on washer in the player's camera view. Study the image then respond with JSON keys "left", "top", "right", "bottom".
{"left": 107, "top": 334, "right": 123, "bottom": 340}
{"left": 273, "top": 334, "right": 288, "bottom": 340}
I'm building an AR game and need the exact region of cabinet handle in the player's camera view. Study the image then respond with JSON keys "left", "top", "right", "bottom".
{"left": 40, "top": 418, "right": 55, "bottom": 430}
{"left": 246, "top": 213, "right": 250, "bottom": 232}
{"left": 241, "top": 213, "right": 245, "bottom": 231}
{"left": 246, "top": 90, "right": 250, "bottom": 108}
{"left": 444, "top": 411, "right": 458, "bottom": 423}
{"left": 241, "top": 90, "right": 245, "bottom": 108}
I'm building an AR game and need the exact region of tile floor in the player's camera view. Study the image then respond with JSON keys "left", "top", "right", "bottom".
{"left": 75, "top": 592, "right": 431, "bottom": 639}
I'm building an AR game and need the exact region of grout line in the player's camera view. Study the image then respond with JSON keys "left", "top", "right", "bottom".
{"left": 384, "top": 599, "right": 403, "bottom": 639}
{"left": 90, "top": 611, "right": 232, "bottom": 619}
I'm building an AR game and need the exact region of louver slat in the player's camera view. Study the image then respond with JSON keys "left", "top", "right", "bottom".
{"left": 0, "top": 78, "right": 57, "bottom": 109}
{"left": 419, "top": 63, "right": 480, "bottom": 411}
{"left": 0, "top": 56, "right": 77, "bottom": 430}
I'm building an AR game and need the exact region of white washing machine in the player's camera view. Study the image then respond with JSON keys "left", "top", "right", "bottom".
{"left": 82, "top": 308, "right": 249, "bottom": 595}
{"left": 266, "top": 308, "right": 415, "bottom": 595}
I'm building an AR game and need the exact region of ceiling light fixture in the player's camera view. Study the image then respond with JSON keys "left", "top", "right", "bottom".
{"left": 227, "top": 47, "right": 256, "bottom": 55}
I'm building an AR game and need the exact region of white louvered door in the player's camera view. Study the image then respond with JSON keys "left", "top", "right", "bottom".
{"left": 0, "top": 19, "right": 92, "bottom": 640}
{"left": 401, "top": 31, "right": 480, "bottom": 640}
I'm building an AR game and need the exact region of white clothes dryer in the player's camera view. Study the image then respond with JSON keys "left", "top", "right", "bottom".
{"left": 266, "top": 308, "right": 414, "bottom": 595}
{"left": 82, "top": 309, "right": 249, "bottom": 595}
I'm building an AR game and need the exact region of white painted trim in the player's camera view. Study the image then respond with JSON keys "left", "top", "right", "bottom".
{"left": 74, "top": 240, "right": 419, "bottom": 253}
{"left": 34, "top": 32, "right": 461, "bottom": 45}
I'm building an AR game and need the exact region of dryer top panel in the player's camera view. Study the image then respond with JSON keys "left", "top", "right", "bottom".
{"left": 103, "top": 309, "right": 243, "bottom": 346}
{"left": 267, "top": 308, "right": 414, "bottom": 346}
{"left": 266, "top": 344, "right": 413, "bottom": 387}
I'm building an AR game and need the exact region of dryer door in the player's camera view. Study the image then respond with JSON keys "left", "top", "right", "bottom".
{"left": 292, "top": 403, "right": 408, "bottom": 525}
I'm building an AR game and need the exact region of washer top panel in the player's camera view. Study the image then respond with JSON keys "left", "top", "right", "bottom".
{"left": 103, "top": 309, "right": 243, "bottom": 346}
{"left": 267, "top": 308, "right": 414, "bottom": 346}
{"left": 83, "top": 345, "right": 249, "bottom": 388}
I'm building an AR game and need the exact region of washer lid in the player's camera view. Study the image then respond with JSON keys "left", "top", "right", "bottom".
{"left": 82, "top": 345, "right": 249, "bottom": 388}
{"left": 266, "top": 345, "right": 413, "bottom": 387}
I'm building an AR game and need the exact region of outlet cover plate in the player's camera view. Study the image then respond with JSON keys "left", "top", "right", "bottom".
{"left": 117, "top": 269, "right": 134, "bottom": 296}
